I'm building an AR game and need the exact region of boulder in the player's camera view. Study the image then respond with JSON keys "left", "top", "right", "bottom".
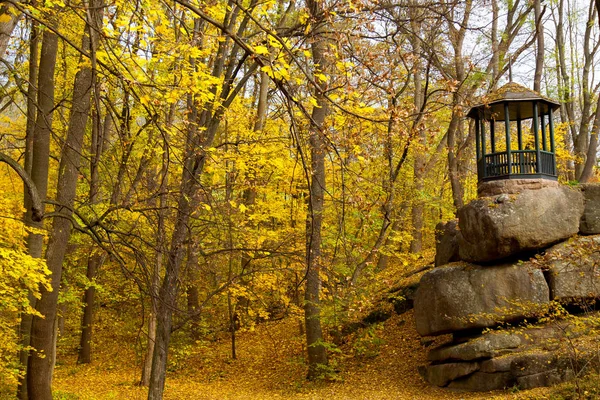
{"left": 414, "top": 263, "right": 550, "bottom": 336}
{"left": 458, "top": 186, "right": 584, "bottom": 263}
{"left": 447, "top": 371, "right": 514, "bottom": 391}
{"left": 579, "top": 184, "right": 600, "bottom": 234}
{"left": 420, "top": 362, "right": 479, "bottom": 387}
{"left": 546, "top": 236, "right": 600, "bottom": 301}
{"left": 428, "top": 332, "right": 521, "bottom": 362}
{"left": 434, "top": 220, "right": 460, "bottom": 267}
{"left": 420, "top": 312, "right": 600, "bottom": 391}
{"left": 516, "top": 370, "right": 566, "bottom": 390}
{"left": 510, "top": 351, "right": 557, "bottom": 377}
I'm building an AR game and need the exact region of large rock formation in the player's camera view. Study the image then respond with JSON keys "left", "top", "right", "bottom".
{"left": 458, "top": 186, "right": 584, "bottom": 263}
{"left": 414, "top": 262, "right": 549, "bottom": 336}
{"left": 417, "top": 183, "right": 600, "bottom": 392}
{"left": 417, "top": 319, "right": 595, "bottom": 391}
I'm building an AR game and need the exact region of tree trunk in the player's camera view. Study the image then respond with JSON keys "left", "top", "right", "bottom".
{"left": 77, "top": 253, "right": 103, "bottom": 363}
{"left": 141, "top": 135, "right": 168, "bottom": 386}
{"left": 305, "top": 0, "right": 330, "bottom": 380}
{"left": 77, "top": 95, "right": 106, "bottom": 365}
{"left": 28, "top": 2, "right": 102, "bottom": 397}
{"left": 0, "top": 1, "right": 22, "bottom": 61}
{"left": 17, "top": 11, "right": 40, "bottom": 399}
{"left": 533, "top": 0, "right": 544, "bottom": 93}
{"left": 409, "top": 3, "right": 426, "bottom": 253}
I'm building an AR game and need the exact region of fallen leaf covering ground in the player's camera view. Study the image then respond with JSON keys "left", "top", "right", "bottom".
{"left": 51, "top": 311, "right": 563, "bottom": 399}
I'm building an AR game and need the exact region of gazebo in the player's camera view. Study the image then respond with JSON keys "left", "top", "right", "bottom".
{"left": 467, "top": 82, "right": 561, "bottom": 182}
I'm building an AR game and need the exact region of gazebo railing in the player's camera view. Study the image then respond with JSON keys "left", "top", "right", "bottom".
{"left": 477, "top": 150, "right": 556, "bottom": 181}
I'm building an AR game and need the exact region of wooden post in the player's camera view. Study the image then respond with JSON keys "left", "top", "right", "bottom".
{"left": 490, "top": 120, "right": 496, "bottom": 153}
{"left": 540, "top": 111, "right": 547, "bottom": 151}
{"left": 504, "top": 102, "right": 511, "bottom": 176}
{"left": 517, "top": 118, "right": 523, "bottom": 150}
{"left": 533, "top": 101, "right": 541, "bottom": 174}
{"left": 548, "top": 108, "right": 556, "bottom": 175}
{"left": 481, "top": 117, "right": 487, "bottom": 179}
{"left": 475, "top": 116, "right": 480, "bottom": 161}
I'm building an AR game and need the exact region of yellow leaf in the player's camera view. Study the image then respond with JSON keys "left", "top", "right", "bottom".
{"left": 315, "top": 73, "right": 327, "bottom": 83}
{"left": 254, "top": 45, "right": 269, "bottom": 55}
{"left": 0, "top": 14, "right": 11, "bottom": 23}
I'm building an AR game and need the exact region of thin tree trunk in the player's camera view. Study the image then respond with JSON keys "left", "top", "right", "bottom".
{"left": 490, "top": 0, "right": 499, "bottom": 88}
{"left": 533, "top": 0, "right": 544, "bottom": 92}
{"left": 141, "top": 125, "right": 169, "bottom": 386}
{"left": 77, "top": 95, "right": 106, "bottom": 365}
{"left": 305, "top": 0, "right": 330, "bottom": 380}
{"left": 77, "top": 253, "right": 103, "bottom": 363}
{"left": 409, "top": 3, "right": 425, "bottom": 253}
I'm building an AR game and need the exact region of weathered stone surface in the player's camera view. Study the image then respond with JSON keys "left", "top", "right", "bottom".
{"left": 516, "top": 370, "right": 565, "bottom": 390}
{"left": 420, "top": 362, "right": 479, "bottom": 387}
{"left": 546, "top": 236, "right": 600, "bottom": 301}
{"left": 478, "top": 178, "right": 559, "bottom": 197}
{"left": 428, "top": 332, "right": 521, "bottom": 362}
{"left": 580, "top": 184, "right": 600, "bottom": 234}
{"left": 448, "top": 371, "right": 514, "bottom": 391}
{"left": 420, "top": 313, "right": 600, "bottom": 391}
{"left": 480, "top": 351, "right": 555, "bottom": 374}
{"left": 414, "top": 263, "right": 550, "bottom": 336}
{"left": 435, "top": 220, "right": 460, "bottom": 267}
{"left": 458, "top": 186, "right": 584, "bottom": 262}
{"left": 479, "top": 354, "right": 514, "bottom": 373}
{"left": 510, "top": 351, "right": 556, "bottom": 377}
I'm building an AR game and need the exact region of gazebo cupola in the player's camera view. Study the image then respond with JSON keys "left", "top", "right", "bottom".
{"left": 467, "top": 82, "right": 561, "bottom": 182}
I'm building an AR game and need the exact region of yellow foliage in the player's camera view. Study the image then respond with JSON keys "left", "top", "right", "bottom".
{"left": 0, "top": 171, "right": 51, "bottom": 389}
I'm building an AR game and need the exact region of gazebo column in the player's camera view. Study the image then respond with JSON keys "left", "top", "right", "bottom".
{"left": 481, "top": 117, "right": 487, "bottom": 179}
{"left": 504, "top": 102, "right": 511, "bottom": 176}
{"left": 517, "top": 119, "right": 523, "bottom": 150}
{"left": 475, "top": 117, "right": 480, "bottom": 160}
{"left": 541, "top": 112, "right": 547, "bottom": 151}
{"left": 549, "top": 109, "right": 556, "bottom": 175}
{"left": 533, "top": 101, "right": 541, "bottom": 174}
{"left": 517, "top": 118, "right": 523, "bottom": 175}
{"left": 475, "top": 116, "right": 481, "bottom": 179}
{"left": 490, "top": 120, "right": 496, "bottom": 153}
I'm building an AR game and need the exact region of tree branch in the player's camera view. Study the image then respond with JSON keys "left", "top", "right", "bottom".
{"left": 0, "top": 152, "right": 43, "bottom": 221}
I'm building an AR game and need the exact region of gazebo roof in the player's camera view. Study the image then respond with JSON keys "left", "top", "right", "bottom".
{"left": 467, "top": 82, "right": 561, "bottom": 120}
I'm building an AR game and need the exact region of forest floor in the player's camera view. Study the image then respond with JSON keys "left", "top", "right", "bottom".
{"left": 50, "top": 310, "right": 573, "bottom": 400}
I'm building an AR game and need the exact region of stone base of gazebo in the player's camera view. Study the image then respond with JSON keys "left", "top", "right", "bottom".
{"left": 478, "top": 178, "right": 559, "bottom": 197}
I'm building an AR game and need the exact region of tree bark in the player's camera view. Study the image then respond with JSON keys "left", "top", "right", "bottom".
{"left": 28, "top": 2, "right": 102, "bottom": 397}
{"left": 19, "top": 19, "right": 55, "bottom": 399}
{"left": 0, "top": 1, "right": 22, "bottom": 61}
{"left": 409, "top": 2, "right": 425, "bottom": 254}
{"left": 77, "top": 253, "right": 103, "bottom": 363}
{"left": 533, "top": 0, "right": 544, "bottom": 93}
{"left": 304, "top": 0, "right": 330, "bottom": 380}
